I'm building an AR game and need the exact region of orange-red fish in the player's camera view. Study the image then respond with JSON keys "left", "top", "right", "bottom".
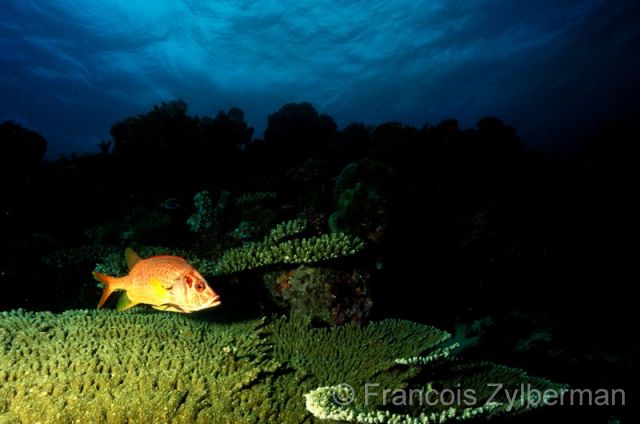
{"left": 93, "top": 248, "right": 221, "bottom": 313}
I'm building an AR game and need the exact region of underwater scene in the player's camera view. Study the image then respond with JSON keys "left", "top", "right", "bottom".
{"left": 1, "top": 1, "right": 638, "bottom": 423}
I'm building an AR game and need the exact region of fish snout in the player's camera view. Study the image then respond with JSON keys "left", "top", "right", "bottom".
{"left": 208, "top": 293, "right": 221, "bottom": 308}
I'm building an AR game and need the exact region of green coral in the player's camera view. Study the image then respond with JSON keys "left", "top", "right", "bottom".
{"left": 304, "top": 384, "right": 502, "bottom": 423}
{"left": 233, "top": 216, "right": 307, "bottom": 243}
{"left": 0, "top": 311, "right": 565, "bottom": 423}
{"left": 215, "top": 232, "right": 365, "bottom": 275}
{"left": 303, "top": 361, "right": 566, "bottom": 423}
{"left": 0, "top": 309, "right": 281, "bottom": 423}
{"left": 268, "top": 315, "right": 567, "bottom": 423}
{"left": 235, "top": 192, "right": 277, "bottom": 206}
{"left": 263, "top": 217, "right": 308, "bottom": 243}
{"left": 269, "top": 315, "right": 451, "bottom": 389}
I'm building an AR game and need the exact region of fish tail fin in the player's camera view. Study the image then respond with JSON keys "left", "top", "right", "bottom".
{"left": 93, "top": 271, "right": 121, "bottom": 309}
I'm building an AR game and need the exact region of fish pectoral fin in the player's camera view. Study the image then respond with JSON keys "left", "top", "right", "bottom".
{"left": 149, "top": 276, "right": 173, "bottom": 293}
{"left": 116, "top": 292, "right": 139, "bottom": 312}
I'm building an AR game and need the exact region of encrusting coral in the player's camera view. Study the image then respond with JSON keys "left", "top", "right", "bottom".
{"left": 264, "top": 266, "right": 373, "bottom": 324}
{"left": 0, "top": 310, "right": 565, "bottom": 423}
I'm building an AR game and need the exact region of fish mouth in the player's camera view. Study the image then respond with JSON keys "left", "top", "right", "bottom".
{"left": 208, "top": 295, "right": 221, "bottom": 308}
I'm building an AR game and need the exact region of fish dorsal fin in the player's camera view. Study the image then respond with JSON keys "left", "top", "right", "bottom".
{"left": 124, "top": 247, "right": 142, "bottom": 271}
{"left": 116, "top": 292, "right": 139, "bottom": 312}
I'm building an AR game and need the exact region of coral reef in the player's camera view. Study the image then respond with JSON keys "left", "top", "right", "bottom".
{"left": 235, "top": 192, "right": 277, "bottom": 206}
{"left": 269, "top": 316, "right": 452, "bottom": 387}
{"left": 263, "top": 102, "right": 338, "bottom": 164}
{"left": 265, "top": 315, "right": 456, "bottom": 421}
{"left": 84, "top": 207, "right": 172, "bottom": 245}
{"left": 268, "top": 315, "right": 566, "bottom": 422}
{"left": 262, "top": 217, "right": 308, "bottom": 243}
{"left": 330, "top": 182, "right": 387, "bottom": 242}
{"left": 215, "top": 232, "right": 365, "bottom": 275}
{"left": 0, "top": 309, "right": 281, "bottom": 423}
{"left": 329, "top": 159, "right": 391, "bottom": 242}
{"left": 234, "top": 205, "right": 279, "bottom": 243}
{"left": 0, "top": 120, "right": 47, "bottom": 171}
{"left": 3, "top": 102, "right": 626, "bottom": 422}
{"left": 187, "top": 190, "right": 219, "bottom": 234}
{"left": 109, "top": 101, "right": 253, "bottom": 160}
{"left": 42, "top": 245, "right": 119, "bottom": 270}
{"left": 0, "top": 310, "right": 565, "bottom": 423}
{"left": 187, "top": 190, "right": 233, "bottom": 256}
{"left": 264, "top": 266, "right": 373, "bottom": 324}
{"left": 303, "top": 384, "right": 502, "bottom": 423}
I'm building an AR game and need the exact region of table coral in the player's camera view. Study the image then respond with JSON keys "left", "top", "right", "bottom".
{"left": 0, "top": 309, "right": 280, "bottom": 424}
{"left": 0, "top": 310, "right": 566, "bottom": 424}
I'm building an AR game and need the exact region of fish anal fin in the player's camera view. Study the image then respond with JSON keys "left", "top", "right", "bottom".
{"left": 116, "top": 292, "right": 139, "bottom": 312}
{"left": 124, "top": 247, "right": 142, "bottom": 271}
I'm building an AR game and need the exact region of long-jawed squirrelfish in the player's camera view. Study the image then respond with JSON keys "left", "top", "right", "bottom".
{"left": 93, "top": 248, "right": 221, "bottom": 313}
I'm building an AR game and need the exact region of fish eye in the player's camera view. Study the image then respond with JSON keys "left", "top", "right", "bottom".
{"left": 194, "top": 281, "right": 205, "bottom": 293}
{"left": 184, "top": 276, "right": 193, "bottom": 287}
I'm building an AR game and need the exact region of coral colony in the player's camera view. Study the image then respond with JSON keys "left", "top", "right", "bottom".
{"left": 1, "top": 310, "right": 564, "bottom": 423}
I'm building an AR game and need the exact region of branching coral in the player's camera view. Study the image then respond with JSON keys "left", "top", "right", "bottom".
{"left": 92, "top": 218, "right": 352, "bottom": 279}
{"left": 215, "top": 232, "right": 365, "bottom": 275}
{"left": 235, "top": 192, "right": 277, "bottom": 206}
{"left": 263, "top": 217, "right": 308, "bottom": 243}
